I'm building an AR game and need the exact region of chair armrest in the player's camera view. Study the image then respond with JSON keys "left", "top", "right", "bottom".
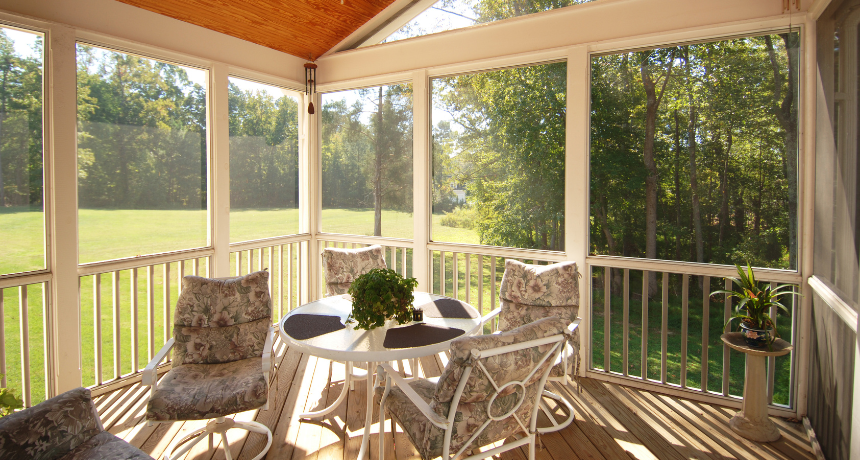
{"left": 142, "top": 338, "right": 174, "bottom": 388}
{"left": 568, "top": 318, "right": 581, "bottom": 334}
{"left": 378, "top": 363, "right": 447, "bottom": 428}
{"left": 262, "top": 325, "right": 275, "bottom": 377}
{"left": 480, "top": 307, "right": 502, "bottom": 333}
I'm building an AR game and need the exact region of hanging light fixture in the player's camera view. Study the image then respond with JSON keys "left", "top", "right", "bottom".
{"left": 304, "top": 61, "right": 317, "bottom": 115}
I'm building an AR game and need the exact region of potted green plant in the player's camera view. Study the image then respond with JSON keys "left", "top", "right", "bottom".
{"left": 347, "top": 268, "right": 418, "bottom": 331}
{"left": 713, "top": 264, "right": 799, "bottom": 349}
{"left": 0, "top": 376, "right": 23, "bottom": 417}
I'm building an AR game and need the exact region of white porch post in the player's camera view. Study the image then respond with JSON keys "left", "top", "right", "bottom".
{"left": 301, "top": 91, "right": 318, "bottom": 303}
{"left": 210, "top": 63, "right": 230, "bottom": 278}
{"left": 567, "top": 45, "right": 590, "bottom": 377}
{"left": 48, "top": 24, "right": 82, "bottom": 393}
{"left": 412, "top": 69, "right": 430, "bottom": 292}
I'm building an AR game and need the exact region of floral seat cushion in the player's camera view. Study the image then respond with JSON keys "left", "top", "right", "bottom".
{"left": 322, "top": 245, "right": 386, "bottom": 296}
{"left": 146, "top": 357, "right": 267, "bottom": 421}
{"left": 58, "top": 431, "right": 152, "bottom": 460}
{"left": 381, "top": 318, "right": 568, "bottom": 460}
{"left": 497, "top": 260, "right": 580, "bottom": 377}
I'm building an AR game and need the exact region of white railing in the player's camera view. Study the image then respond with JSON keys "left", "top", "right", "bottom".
{"left": 427, "top": 243, "right": 565, "bottom": 321}
{"left": 230, "top": 235, "right": 310, "bottom": 318}
{"left": 0, "top": 272, "right": 53, "bottom": 407}
{"left": 78, "top": 249, "right": 213, "bottom": 389}
{"left": 318, "top": 236, "right": 414, "bottom": 297}
{"left": 587, "top": 257, "right": 801, "bottom": 412}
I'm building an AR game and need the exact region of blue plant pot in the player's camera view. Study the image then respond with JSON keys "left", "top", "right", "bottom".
{"left": 740, "top": 323, "right": 773, "bottom": 348}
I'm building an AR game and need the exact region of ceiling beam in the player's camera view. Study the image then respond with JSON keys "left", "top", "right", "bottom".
{"left": 323, "top": 0, "right": 438, "bottom": 56}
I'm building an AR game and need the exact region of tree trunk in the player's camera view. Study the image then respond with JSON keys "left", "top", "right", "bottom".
{"left": 640, "top": 52, "right": 674, "bottom": 294}
{"left": 717, "top": 132, "right": 731, "bottom": 245}
{"left": 374, "top": 86, "right": 383, "bottom": 236}
{"left": 766, "top": 34, "right": 799, "bottom": 270}
{"left": 685, "top": 49, "right": 704, "bottom": 267}
{"left": 673, "top": 109, "right": 682, "bottom": 261}
{"left": 734, "top": 190, "right": 745, "bottom": 235}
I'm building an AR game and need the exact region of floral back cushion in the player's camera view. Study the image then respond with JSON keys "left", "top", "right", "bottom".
{"left": 174, "top": 270, "right": 271, "bottom": 328}
{"left": 172, "top": 271, "right": 271, "bottom": 366}
{"left": 433, "top": 317, "right": 568, "bottom": 405}
{"left": 497, "top": 260, "right": 579, "bottom": 331}
{"left": 0, "top": 387, "right": 102, "bottom": 460}
{"left": 322, "top": 245, "right": 387, "bottom": 286}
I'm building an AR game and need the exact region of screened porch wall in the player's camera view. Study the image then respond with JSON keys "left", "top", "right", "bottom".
{"left": 0, "top": 0, "right": 821, "bottom": 425}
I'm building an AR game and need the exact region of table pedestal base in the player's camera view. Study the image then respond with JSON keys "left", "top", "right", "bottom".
{"left": 730, "top": 354, "right": 781, "bottom": 442}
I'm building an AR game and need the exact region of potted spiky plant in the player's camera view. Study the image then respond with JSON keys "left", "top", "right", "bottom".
{"left": 713, "top": 264, "right": 799, "bottom": 349}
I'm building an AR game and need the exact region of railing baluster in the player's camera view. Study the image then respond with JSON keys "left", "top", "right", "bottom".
{"left": 163, "top": 263, "right": 171, "bottom": 362}
{"left": 147, "top": 265, "right": 155, "bottom": 361}
{"left": 490, "top": 257, "right": 496, "bottom": 330}
{"left": 248, "top": 249, "right": 254, "bottom": 275}
{"left": 390, "top": 247, "right": 396, "bottom": 273}
{"left": 604, "top": 267, "right": 610, "bottom": 372}
{"left": 236, "top": 251, "right": 242, "bottom": 276}
{"left": 297, "top": 242, "right": 303, "bottom": 303}
{"left": 440, "top": 251, "right": 446, "bottom": 297}
{"left": 723, "top": 277, "right": 731, "bottom": 396}
{"left": 19, "top": 285, "right": 30, "bottom": 406}
{"left": 453, "top": 253, "right": 458, "bottom": 299}
{"left": 464, "top": 254, "right": 471, "bottom": 304}
{"left": 701, "top": 275, "right": 710, "bottom": 392}
{"left": 267, "top": 247, "right": 274, "bottom": 297}
{"left": 258, "top": 248, "right": 264, "bottom": 272}
{"left": 623, "top": 268, "right": 629, "bottom": 377}
{"left": 0, "top": 288, "right": 5, "bottom": 388}
{"left": 288, "top": 243, "right": 294, "bottom": 311}
{"left": 112, "top": 270, "right": 121, "bottom": 379}
{"left": 42, "top": 282, "right": 54, "bottom": 399}
{"left": 641, "top": 270, "right": 649, "bottom": 381}
{"left": 477, "top": 255, "right": 484, "bottom": 316}
{"left": 430, "top": 252, "right": 435, "bottom": 294}
{"left": 193, "top": 258, "right": 200, "bottom": 276}
{"left": 278, "top": 245, "right": 284, "bottom": 318}
{"left": 93, "top": 275, "right": 102, "bottom": 386}
{"left": 178, "top": 259, "right": 185, "bottom": 294}
{"left": 131, "top": 268, "right": 139, "bottom": 373}
{"left": 661, "top": 272, "right": 669, "bottom": 384}
{"left": 767, "top": 281, "right": 777, "bottom": 404}
{"left": 401, "top": 248, "right": 406, "bottom": 278}
{"left": 681, "top": 274, "right": 689, "bottom": 388}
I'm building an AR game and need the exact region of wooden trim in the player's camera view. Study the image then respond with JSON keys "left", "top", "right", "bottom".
{"left": 807, "top": 276, "right": 858, "bottom": 332}
{"left": 89, "top": 362, "right": 171, "bottom": 397}
{"left": 319, "top": 233, "right": 415, "bottom": 248}
{"left": 588, "top": 255, "right": 802, "bottom": 283}
{"left": 586, "top": 370, "right": 798, "bottom": 419}
{"left": 229, "top": 234, "right": 312, "bottom": 252}
{"left": 427, "top": 242, "right": 566, "bottom": 261}
{"left": 412, "top": 69, "right": 430, "bottom": 292}
{"left": 0, "top": 272, "right": 51, "bottom": 290}
{"left": 77, "top": 248, "right": 215, "bottom": 276}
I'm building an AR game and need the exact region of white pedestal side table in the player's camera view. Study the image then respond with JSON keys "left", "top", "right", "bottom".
{"left": 720, "top": 332, "right": 792, "bottom": 442}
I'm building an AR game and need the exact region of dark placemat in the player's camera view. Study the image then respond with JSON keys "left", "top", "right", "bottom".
{"left": 418, "top": 298, "right": 478, "bottom": 319}
{"left": 283, "top": 314, "right": 345, "bottom": 340}
{"left": 383, "top": 324, "right": 465, "bottom": 349}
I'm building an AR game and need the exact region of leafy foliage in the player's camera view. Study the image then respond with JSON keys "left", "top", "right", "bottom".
{"left": 713, "top": 264, "right": 799, "bottom": 338}
{"left": 347, "top": 268, "right": 418, "bottom": 330}
{"left": 0, "top": 377, "right": 23, "bottom": 417}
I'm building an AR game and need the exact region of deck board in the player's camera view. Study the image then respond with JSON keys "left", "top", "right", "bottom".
{"left": 95, "top": 339, "right": 815, "bottom": 460}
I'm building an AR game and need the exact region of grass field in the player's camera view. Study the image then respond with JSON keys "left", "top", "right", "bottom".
{"left": 0, "top": 208, "right": 794, "bottom": 408}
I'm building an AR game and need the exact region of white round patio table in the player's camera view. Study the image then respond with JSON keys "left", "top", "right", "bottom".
{"left": 278, "top": 292, "right": 482, "bottom": 460}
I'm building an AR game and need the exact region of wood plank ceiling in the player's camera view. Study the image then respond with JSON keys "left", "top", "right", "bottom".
{"left": 115, "top": 0, "right": 398, "bottom": 60}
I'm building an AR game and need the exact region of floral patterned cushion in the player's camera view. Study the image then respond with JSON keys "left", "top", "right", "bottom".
{"left": 322, "top": 245, "right": 386, "bottom": 296}
{"left": 498, "top": 259, "right": 579, "bottom": 307}
{"left": 380, "top": 318, "right": 567, "bottom": 460}
{"left": 172, "top": 317, "right": 270, "bottom": 366}
{"left": 435, "top": 317, "right": 568, "bottom": 404}
{"left": 0, "top": 387, "right": 106, "bottom": 460}
{"left": 174, "top": 271, "right": 271, "bottom": 328}
{"left": 146, "top": 357, "right": 268, "bottom": 421}
{"left": 57, "top": 431, "right": 152, "bottom": 460}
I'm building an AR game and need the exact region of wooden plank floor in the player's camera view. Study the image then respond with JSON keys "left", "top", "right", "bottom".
{"left": 97, "top": 337, "right": 815, "bottom": 460}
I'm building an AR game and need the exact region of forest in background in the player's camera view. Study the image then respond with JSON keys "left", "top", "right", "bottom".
{"left": 591, "top": 33, "right": 799, "bottom": 280}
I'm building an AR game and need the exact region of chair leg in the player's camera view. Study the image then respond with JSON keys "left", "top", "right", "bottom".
{"left": 529, "top": 434, "right": 536, "bottom": 460}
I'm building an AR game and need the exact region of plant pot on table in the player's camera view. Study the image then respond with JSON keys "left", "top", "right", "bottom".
{"left": 739, "top": 323, "right": 774, "bottom": 348}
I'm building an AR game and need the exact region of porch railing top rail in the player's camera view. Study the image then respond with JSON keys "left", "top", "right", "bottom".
{"left": 78, "top": 247, "right": 215, "bottom": 276}
{"left": 588, "top": 255, "right": 801, "bottom": 283}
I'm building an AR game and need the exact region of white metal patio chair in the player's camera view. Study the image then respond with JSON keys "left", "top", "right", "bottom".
{"left": 142, "top": 270, "right": 274, "bottom": 460}
{"left": 377, "top": 317, "right": 574, "bottom": 460}
{"left": 480, "top": 259, "right": 582, "bottom": 433}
